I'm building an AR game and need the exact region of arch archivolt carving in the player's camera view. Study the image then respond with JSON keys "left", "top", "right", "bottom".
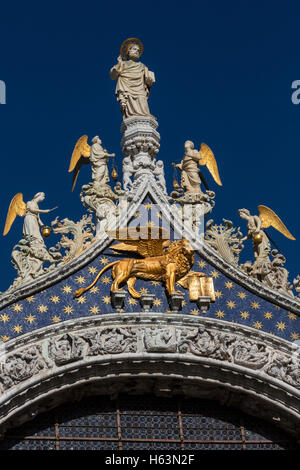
{"left": 0, "top": 313, "right": 299, "bottom": 439}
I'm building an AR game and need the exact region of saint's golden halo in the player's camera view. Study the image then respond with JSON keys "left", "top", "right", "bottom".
{"left": 120, "top": 38, "right": 143, "bottom": 60}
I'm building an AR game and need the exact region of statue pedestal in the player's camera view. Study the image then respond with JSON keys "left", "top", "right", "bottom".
{"left": 111, "top": 291, "right": 126, "bottom": 312}
{"left": 196, "top": 296, "right": 212, "bottom": 313}
{"left": 167, "top": 293, "right": 185, "bottom": 312}
{"left": 139, "top": 294, "right": 155, "bottom": 312}
{"left": 121, "top": 116, "right": 160, "bottom": 182}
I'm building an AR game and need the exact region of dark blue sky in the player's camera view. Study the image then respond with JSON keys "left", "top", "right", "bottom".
{"left": 0, "top": 0, "right": 299, "bottom": 292}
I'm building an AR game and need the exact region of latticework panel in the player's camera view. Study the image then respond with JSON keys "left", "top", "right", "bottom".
{"left": 0, "top": 395, "right": 297, "bottom": 450}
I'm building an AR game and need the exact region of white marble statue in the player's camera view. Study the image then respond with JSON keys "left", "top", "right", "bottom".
{"left": 110, "top": 38, "right": 155, "bottom": 119}
{"left": 153, "top": 160, "right": 167, "bottom": 193}
{"left": 122, "top": 157, "right": 134, "bottom": 191}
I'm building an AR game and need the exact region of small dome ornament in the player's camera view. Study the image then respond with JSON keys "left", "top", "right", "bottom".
{"left": 173, "top": 179, "right": 180, "bottom": 189}
{"left": 111, "top": 167, "right": 118, "bottom": 181}
{"left": 111, "top": 156, "right": 118, "bottom": 181}
{"left": 252, "top": 232, "right": 263, "bottom": 243}
{"left": 41, "top": 225, "right": 52, "bottom": 238}
{"left": 120, "top": 38, "right": 143, "bottom": 60}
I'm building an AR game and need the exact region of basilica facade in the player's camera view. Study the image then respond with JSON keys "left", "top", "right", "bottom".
{"left": 0, "top": 39, "right": 299, "bottom": 450}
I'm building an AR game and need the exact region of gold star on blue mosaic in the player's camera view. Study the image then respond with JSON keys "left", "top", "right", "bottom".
{"left": 38, "top": 304, "right": 48, "bottom": 313}
{"left": 64, "top": 306, "right": 73, "bottom": 315}
{"left": 264, "top": 312, "right": 273, "bottom": 320}
{"left": 62, "top": 285, "right": 72, "bottom": 294}
{"left": 75, "top": 276, "right": 86, "bottom": 285}
{"left": 52, "top": 316, "right": 61, "bottom": 323}
{"left": 25, "top": 314, "right": 36, "bottom": 324}
{"left": 12, "top": 304, "right": 23, "bottom": 312}
{"left": 276, "top": 322, "right": 286, "bottom": 331}
{"left": 88, "top": 267, "right": 98, "bottom": 274}
{"left": 291, "top": 332, "right": 300, "bottom": 340}
{"left": 240, "top": 311, "right": 249, "bottom": 319}
{"left": 225, "top": 281, "right": 233, "bottom": 289}
{"left": 0, "top": 314, "right": 10, "bottom": 323}
{"left": 90, "top": 286, "right": 99, "bottom": 293}
{"left": 13, "top": 325, "right": 23, "bottom": 334}
{"left": 191, "top": 309, "right": 199, "bottom": 315}
{"left": 90, "top": 306, "right": 100, "bottom": 314}
{"left": 216, "top": 310, "right": 225, "bottom": 318}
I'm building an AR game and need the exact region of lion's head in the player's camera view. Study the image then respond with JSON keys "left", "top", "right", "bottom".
{"left": 166, "top": 238, "right": 194, "bottom": 264}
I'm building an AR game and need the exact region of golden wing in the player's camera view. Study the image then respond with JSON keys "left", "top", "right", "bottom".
{"left": 108, "top": 226, "right": 170, "bottom": 257}
{"left": 199, "top": 143, "right": 222, "bottom": 186}
{"left": 3, "top": 193, "right": 27, "bottom": 236}
{"left": 68, "top": 135, "right": 91, "bottom": 191}
{"left": 258, "top": 205, "right": 296, "bottom": 240}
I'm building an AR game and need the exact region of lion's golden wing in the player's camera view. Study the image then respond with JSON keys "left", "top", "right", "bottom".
{"left": 199, "top": 143, "right": 222, "bottom": 186}
{"left": 258, "top": 205, "right": 295, "bottom": 240}
{"left": 3, "top": 193, "right": 27, "bottom": 236}
{"left": 108, "top": 226, "right": 170, "bottom": 257}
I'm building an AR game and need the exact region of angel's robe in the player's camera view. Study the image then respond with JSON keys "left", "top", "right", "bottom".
{"left": 23, "top": 201, "right": 44, "bottom": 244}
{"left": 180, "top": 151, "right": 202, "bottom": 193}
{"left": 110, "top": 60, "right": 155, "bottom": 118}
{"left": 90, "top": 142, "right": 109, "bottom": 185}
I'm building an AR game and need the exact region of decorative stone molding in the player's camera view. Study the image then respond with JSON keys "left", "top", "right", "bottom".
{"left": 0, "top": 313, "right": 300, "bottom": 438}
{"left": 121, "top": 116, "right": 160, "bottom": 183}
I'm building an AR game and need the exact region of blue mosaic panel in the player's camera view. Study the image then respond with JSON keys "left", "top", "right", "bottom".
{"left": 1, "top": 197, "right": 299, "bottom": 343}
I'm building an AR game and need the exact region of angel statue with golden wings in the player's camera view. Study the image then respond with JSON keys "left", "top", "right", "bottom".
{"left": 173, "top": 141, "right": 222, "bottom": 195}
{"left": 68, "top": 135, "right": 115, "bottom": 192}
{"left": 238, "top": 205, "right": 295, "bottom": 283}
{"left": 3, "top": 192, "right": 60, "bottom": 290}
{"left": 3, "top": 192, "right": 57, "bottom": 242}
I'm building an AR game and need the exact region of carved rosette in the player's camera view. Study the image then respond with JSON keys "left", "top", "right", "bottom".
{"left": 121, "top": 116, "right": 160, "bottom": 181}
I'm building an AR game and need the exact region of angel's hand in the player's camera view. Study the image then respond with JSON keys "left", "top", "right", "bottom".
{"left": 117, "top": 55, "right": 122, "bottom": 63}
{"left": 47, "top": 206, "right": 58, "bottom": 213}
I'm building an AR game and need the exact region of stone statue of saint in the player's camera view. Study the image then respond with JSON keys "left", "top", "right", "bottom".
{"left": 110, "top": 38, "right": 155, "bottom": 119}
